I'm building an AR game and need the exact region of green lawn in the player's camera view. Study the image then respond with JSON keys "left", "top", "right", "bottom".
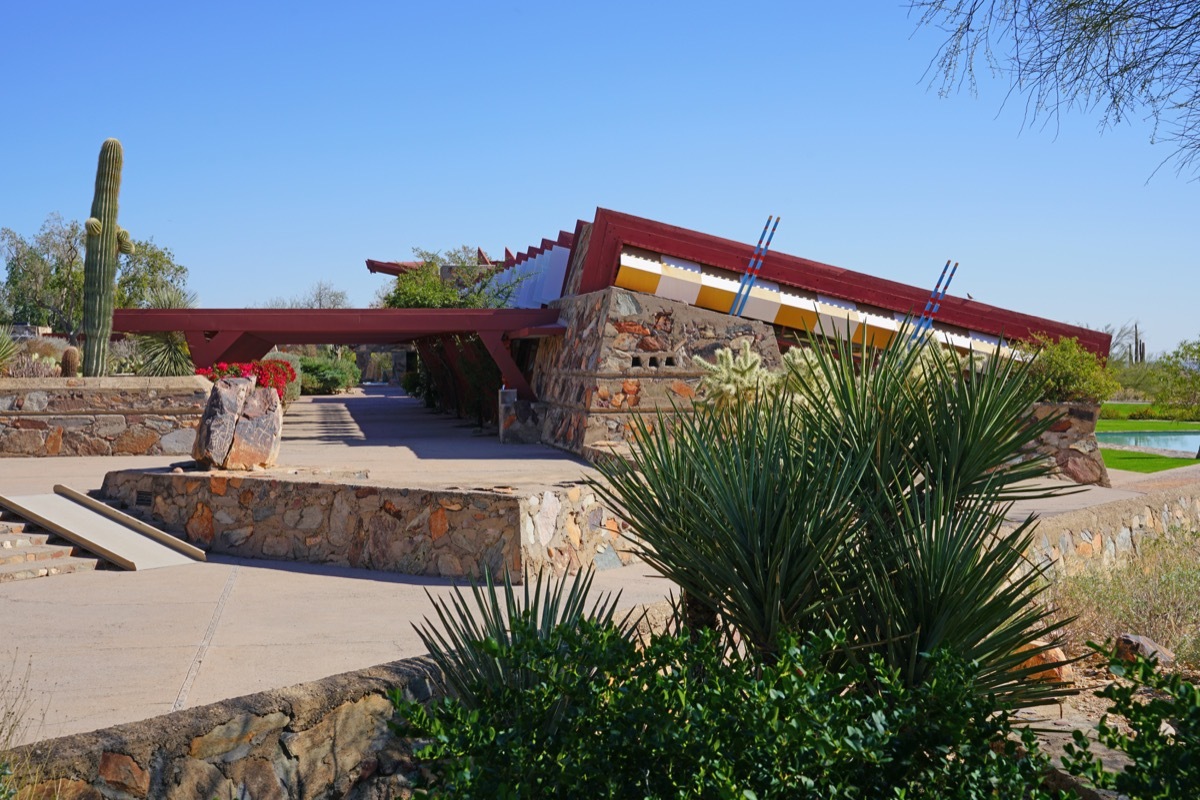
{"left": 1096, "top": 419, "right": 1200, "bottom": 432}
{"left": 1101, "top": 449, "right": 1200, "bottom": 473}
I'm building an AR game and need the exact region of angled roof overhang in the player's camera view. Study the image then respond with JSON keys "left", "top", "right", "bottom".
{"left": 569, "top": 208, "right": 1111, "bottom": 356}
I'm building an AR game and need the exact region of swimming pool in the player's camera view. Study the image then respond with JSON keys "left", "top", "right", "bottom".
{"left": 1095, "top": 430, "right": 1200, "bottom": 454}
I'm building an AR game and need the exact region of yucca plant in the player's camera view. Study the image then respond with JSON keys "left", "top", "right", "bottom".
{"left": 132, "top": 284, "right": 196, "bottom": 376}
{"left": 592, "top": 325, "right": 1076, "bottom": 707}
{"left": 0, "top": 327, "right": 17, "bottom": 375}
{"left": 413, "top": 568, "right": 636, "bottom": 709}
{"left": 592, "top": 395, "right": 871, "bottom": 661}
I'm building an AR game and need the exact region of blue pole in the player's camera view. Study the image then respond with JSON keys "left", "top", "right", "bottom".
{"left": 916, "top": 261, "right": 958, "bottom": 341}
{"left": 730, "top": 216, "right": 773, "bottom": 315}
{"left": 732, "top": 216, "right": 781, "bottom": 316}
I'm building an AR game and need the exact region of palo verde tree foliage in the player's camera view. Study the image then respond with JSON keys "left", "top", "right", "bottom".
{"left": 912, "top": 1, "right": 1200, "bottom": 177}
{"left": 1, "top": 215, "right": 190, "bottom": 344}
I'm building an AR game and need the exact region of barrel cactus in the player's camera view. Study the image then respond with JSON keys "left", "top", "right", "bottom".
{"left": 60, "top": 345, "right": 81, "bottom": 377}
{"left": 81, "top": 138, "right": 135, "bottom": 376}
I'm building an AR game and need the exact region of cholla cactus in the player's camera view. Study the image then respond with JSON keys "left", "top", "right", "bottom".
{"left": 696, "top": 340, "right": 777, "bottom": 409}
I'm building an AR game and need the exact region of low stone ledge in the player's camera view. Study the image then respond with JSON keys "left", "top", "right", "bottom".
{"left": 8, "top": 657, "right": 440, "bottom": 800}
{"left": 101, "top": 469, "right": 638, "bottom": 578}
{"left": 0, "top": 377, "right": 209, "bottom": 457}
{"left": 1021, "top": 482, "right": 1200, "bottom": 576}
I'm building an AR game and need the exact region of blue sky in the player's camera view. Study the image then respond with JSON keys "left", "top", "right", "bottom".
{"left": 2, "top": 2, "right": 1195, "bottom": 353}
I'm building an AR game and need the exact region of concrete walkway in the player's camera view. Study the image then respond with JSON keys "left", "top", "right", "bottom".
{"left": 0, "top": 388, "right": 669, "bottom": 745}
{"left": 2, "top": 387, "right": 1198, "bottom": 745}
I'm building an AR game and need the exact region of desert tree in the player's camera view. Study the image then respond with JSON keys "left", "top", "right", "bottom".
{"left": 912, "top": 1, "right": 1200, "bottom": 177}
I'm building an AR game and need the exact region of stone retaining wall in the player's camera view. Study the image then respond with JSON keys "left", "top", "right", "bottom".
{"left": 101, "top": 470, "right": 638, "bottom": 578}
{"left": 531, "top": 287, "right": 781, "bottom": 453}
{"left": 8, "top": 657, "right": 439, "bottom": 799}
{"left": 0, "top": 377, "right": 209, "bottom": 457}
{"left": 1021, "top": 484, "right": 1200, "bottom": 576}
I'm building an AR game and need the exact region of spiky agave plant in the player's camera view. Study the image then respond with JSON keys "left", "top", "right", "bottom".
{"left": 413, "top": 567, "right": 637, "bottom": 709}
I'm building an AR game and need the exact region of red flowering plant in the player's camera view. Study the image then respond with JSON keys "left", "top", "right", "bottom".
{"left": 196, "top": 360, "right": 297, "bottom": 400}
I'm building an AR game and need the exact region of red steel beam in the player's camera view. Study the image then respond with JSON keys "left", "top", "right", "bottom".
{"left": 479, "top": 331, "right": 536, "bottom": 401}
{"left": 114, "top": 308, "right": 563, "bottom": 367}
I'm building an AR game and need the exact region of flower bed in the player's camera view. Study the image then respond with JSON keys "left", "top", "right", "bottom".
{"left": 196, "top": 360, "right": 296, "bottom": 400}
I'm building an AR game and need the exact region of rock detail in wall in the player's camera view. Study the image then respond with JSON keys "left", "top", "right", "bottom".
{"left": 192, "top": 378, "right": 283, "bottom": 470}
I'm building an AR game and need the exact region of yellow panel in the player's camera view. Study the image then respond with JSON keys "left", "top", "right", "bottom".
{"left": 695, "top": 285, "right": 736, "bottom": 313}
{"left": 774, "top": 305, "right": 820, "bottom": 332}
{"left": 615, "top": 265, "right": 661, "bottom": 295}
{"left": 856, "top": 324, "right": 896, "bottom": 350}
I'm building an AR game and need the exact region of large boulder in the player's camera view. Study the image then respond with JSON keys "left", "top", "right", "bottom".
{"left": 225, "top": 384, "right": 284, "bottom": 469}
{"left": 192, "top": 377, "right": 283, "bottom": 470}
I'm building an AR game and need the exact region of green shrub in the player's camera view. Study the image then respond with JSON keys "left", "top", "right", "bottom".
{"left": 1023, "top": 334, "right": 1121, "bottom": 403}
{"left": 1053, "top": 531, "right": 1200, "bottom": 665}
{"left": 263, "top": 350, "right": 303, "bottom": 407}
{"left": 393, "top": 623, "right": 1065, "bottom": 799}
{"left": 1129, "top": 404, "right": 1200, "bottom": 421}
{"left": 298, "top": 355, "right": 360, "bottom": 394}
{"left": 1063, "top": 647, "right": 1200, "bottom": 798}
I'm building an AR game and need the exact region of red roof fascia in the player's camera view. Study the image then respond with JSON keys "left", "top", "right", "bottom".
{"left": 366, "top": 259, "right": 422, "bottom": 276}
{"left": 575, "top": 208, "right": 1110, "bottom": 356}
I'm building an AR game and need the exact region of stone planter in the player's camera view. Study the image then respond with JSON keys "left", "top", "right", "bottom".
{"left": 1025, "top": 402, "right": 1110, "bottom": 487}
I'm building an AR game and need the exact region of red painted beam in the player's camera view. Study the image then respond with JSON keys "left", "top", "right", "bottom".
{"left": 479, "top": 331, "right": 536, "bottom": 401}
{"left": 115, "top": 308, "right": 563, "bottom": 367}
{"left": 366, "top": 259, "right": 422, "bottom": 276}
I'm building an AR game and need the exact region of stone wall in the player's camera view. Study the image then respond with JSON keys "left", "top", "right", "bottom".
{"left": 1024, "top": 402, "right": 1110, "bottom": 487}
{"left": 8, "top": 657, "right": 439, "bottom": 799}
{"left": 101, "top": 470, "right": 637, "bottom": 577}
{"left": 531, "top": 287, "right": 781, "bottom": 453}
{"left": 0, "top": 377, "right": 209, "bottom": 457}
{"left": 1020, "top": 484, "right": 1200, "bottom": 577}
{"left": 497, "top": 389, "right": 545, "bottom": 444}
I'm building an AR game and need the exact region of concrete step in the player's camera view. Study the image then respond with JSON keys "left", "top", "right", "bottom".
{"left": 0, "top": 555, "right": 100, "bottom": 583}
{"left": 0, "top": 508, "right": 106, "bottom": 583}
{"left": 0, "top": 517, "right": 43, "bottom": 535}
{"left": 0, "top": 530, "right": 53, "bottom": 549}
{"left": 0, "top": 542, "right": 75, "bottom": 566}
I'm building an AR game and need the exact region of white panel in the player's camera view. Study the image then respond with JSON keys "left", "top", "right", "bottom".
{"left": 779, "top": 290, "right": 819, "bottom": 312}
{"left": 661, "top": 255, "right": 704, "bottom": 274}
{"left": 657, "top": 273, "right": 702, "bottom": 305}
{"left": 702, "top": 271, "right": 742, "bottom": 293}
{"left": 817, "top": 294, "right": 858, "bottom": 311}
{"left": 620, "top": 251, "right": 664, "bottom": 274}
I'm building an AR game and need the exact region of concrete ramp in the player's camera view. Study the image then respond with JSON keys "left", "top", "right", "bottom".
{"left": 0, "top": 485, "right": 203, "bottom": 571}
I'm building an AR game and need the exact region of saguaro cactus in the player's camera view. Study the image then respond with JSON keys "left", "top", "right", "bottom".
{"left": 82, "top": 138, "right": 135, "bottom": 376}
